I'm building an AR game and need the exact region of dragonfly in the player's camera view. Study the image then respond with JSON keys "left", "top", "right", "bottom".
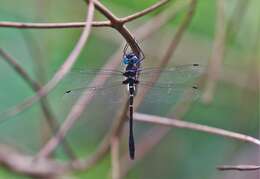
{"left": 64, "top": 46, "right": 203, "bottom": 160}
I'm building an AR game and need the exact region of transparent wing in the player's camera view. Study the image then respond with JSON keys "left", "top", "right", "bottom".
{"left": 138, "top": 64, "right": 203, "bottom": 84}
{"left": 61, "top": 64, "right": 203, "bottom": 105}
{"left": 72, "top": 68, "right": 124, "bottom": 76}
{"left": 62, "top": 67, "right": 126, "bottom": 94}
{"left": 137, "top": 81, "right": 200, "bottom": 104}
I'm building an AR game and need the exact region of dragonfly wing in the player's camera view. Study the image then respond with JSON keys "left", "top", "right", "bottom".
{"left": 64, "top": 68, "right": 125, "bottom": 88}
{"left": 137, "top": 80, "right": 201, "bottom": 104}
{"left": 138, "top": 64, "right": 204, "bottom": 84}
{"left": 62, "top": 80, "right": 129, "bottom": 104}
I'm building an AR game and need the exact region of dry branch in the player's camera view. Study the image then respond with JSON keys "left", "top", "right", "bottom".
{"left": 0, "top": 21, "right": 110, "bottom": 28}
{"left": 120, "top": 0, "right": 169, "bottom": 23}
{"left": 111, "top": 136, "right": 120, "bottom": 179}
{"left": 218, "top": 165, "right": 260, "bottom": 171}
{"left": 0, "top": 145, "right": 67, "bottom": 177}
{"left": 202, "top": 0, "right": 227, "bottom": 103}
{"left": 134, "top": 112, "right": 260, "bottom": 146}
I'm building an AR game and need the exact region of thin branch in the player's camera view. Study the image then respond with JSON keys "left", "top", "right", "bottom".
{"left": 135, "top": 0, "right": 190, "bottom": 40}
{"left": 0, "top": 49, "right": 39, "bottom": 90}
{"left": 34, "top": 1, "right": 95, "bottom": 159}
{"left": 0, "top": 145, "right": 68, "bottom": 178}
{"left": 133, "top": 112, "right": 260, "bottom": 146}
{"left": 85, "top": 0, "right": 140, "bottom": 56}
{"left": 0, "top": 21, "right": 111, "bottom": 28}
{"left": 0, "top": 1, "right": 95, "bottom": 121}
{"left": 217, "top": 165, "right": 260, "bottom": 171}
{"left": 120, "top": 0, "right": 169, "bottom": 23}
{"left": 0, "top": 0, "right": 168, "bottom": 30}
{"left": 0, "top": 48, "right": 76, "bottom": 159}
{"left": 202, "top": 0, "right": 227, "bottom": 103}
{"left": 111, "top": 136, "right": 120, "bottom": 179}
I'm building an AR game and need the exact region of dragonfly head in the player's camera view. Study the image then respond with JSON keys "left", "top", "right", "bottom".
{"left": 123, "top": 53, "right": 139, "bottom": 65}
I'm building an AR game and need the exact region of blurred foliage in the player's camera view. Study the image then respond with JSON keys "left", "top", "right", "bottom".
{"left": 0, "top": 0, "right": 259, "bottom": 179}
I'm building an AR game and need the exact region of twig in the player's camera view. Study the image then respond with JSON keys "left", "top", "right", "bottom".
{"left": 35, "top": 0, "right": 95, "bottom": 159}
{"left": 202, "top": 0, "right": 227, "bottom": 103}
{"left": 0, "top": 21, "right": 110, "bottom": 28}
{"left": 0, "top": 1, "right": 95, "bottom": 121}
{"left": 135, "top": 0, "right": 190, "bottom": 40}
{"left": 0, "top": 145, "right": 68, "bottom": 177}
{"left": 0, "top": 49, "right": 39, "bottom": 90}
{"left": 120, "top": 0, "right": 169, "bottom": 23}
{"left": 0, "top": 49, "right": 76, "bottom": 159}
{"left": 111, "top": 136, "right": 120, "bottom": 179}
{"left": 133, "top": 112, "right": 260, "bottom": 146}
{"left": 85, "top": 0, "right": 139, "bottom": 56}
{"left": 217, "top": 165, "right": 260, "bottom": 171}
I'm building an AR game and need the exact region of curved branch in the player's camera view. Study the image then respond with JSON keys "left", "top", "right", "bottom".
{"left": 134, "top": 113, "right": 260, "bottom": 146}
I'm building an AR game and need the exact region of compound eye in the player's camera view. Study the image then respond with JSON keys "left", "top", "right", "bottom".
{"left": 123, "top": 57, "right": 129, "bottom": 64}
{"left": 132, "top": 56, "right": 139, "bottom": 63}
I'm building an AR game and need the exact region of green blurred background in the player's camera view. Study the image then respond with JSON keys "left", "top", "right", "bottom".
{"left": 0, "top": 0, "right": 259, "bottom": 178}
